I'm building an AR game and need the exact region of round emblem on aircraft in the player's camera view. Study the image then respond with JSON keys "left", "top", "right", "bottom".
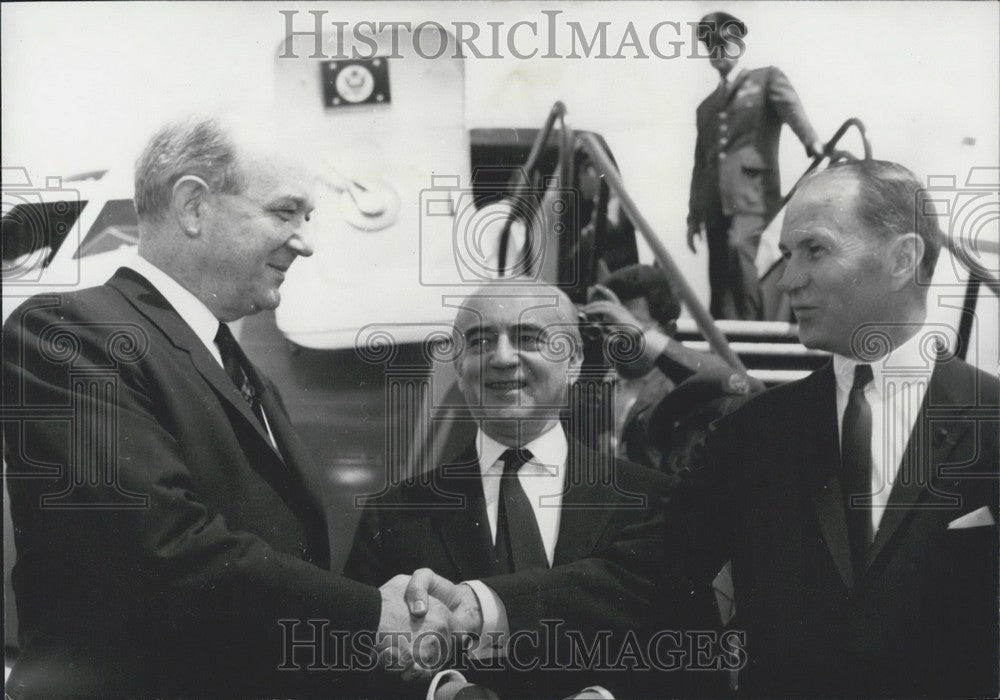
{"left": 335, "top": 65, "right": 375, "bottom": 104}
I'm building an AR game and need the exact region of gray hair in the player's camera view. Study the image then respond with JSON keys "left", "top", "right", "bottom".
{"left": 133, "top": 116, "right": 246, "bottom": 221}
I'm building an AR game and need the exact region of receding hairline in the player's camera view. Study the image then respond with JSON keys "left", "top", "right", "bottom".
{"left": 787, "top": 168, "right": 869, "bottom": 230}
{"left": 789, "top": 159, "right": 943, "bottom": 280}
{"left": 455, "top": 283, "right": 578, "bottom": 322}
{"left": 797, "top": 166, "right": 863, "bottom": 202}
{"left": 452, "top": 284, "right": 583, "bottom": 351}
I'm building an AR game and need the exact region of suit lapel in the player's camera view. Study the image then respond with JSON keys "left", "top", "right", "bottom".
{"left": 553, "top": 443, "right": 618, "bottom": 566}
{"left": 805, "top": 362, "right": 856, "bottom": 592}
{"left": 433, "top": 444, "right": 503, "bottom": 579}
{"left": 256, "top": 383, "right": 330, "bottom": 553}
{"left": 106, "top": 268, "right": 329, "bottom": 561}
{"left": 723, "top": 68, "right": 751, "bottom": 104}
{"left": 106, "top": 267, "right": 279, "bottom": 457}
{"left": 866, "top": 361, "right": 969, "bottom": 570}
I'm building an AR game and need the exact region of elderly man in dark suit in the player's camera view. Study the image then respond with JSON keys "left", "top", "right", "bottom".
{"left": 687, "top": 11, "right": 823, "bottom": 320}
{"left": 346, "top": 282, "right": 670, "bottom": 697}
{"left": 666, "top": 159, "right": 999, "bottom": 696}
{"left": 2, "top": 117, "right": 453, "bottom": 698}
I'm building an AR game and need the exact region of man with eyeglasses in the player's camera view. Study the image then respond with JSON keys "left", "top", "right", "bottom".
{"left": 345, "top": 282, "right": 671, "bottom": 698}
{"left": 3, "top": 116, "right": 454, "bottom": 698}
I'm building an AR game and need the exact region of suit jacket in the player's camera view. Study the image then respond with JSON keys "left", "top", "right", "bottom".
{"left": 688, "top": 66, "right": 819, "bottom": 226}
{"left": 345, "top": 439, "right": 672, "bottom": 698}
{"left": 2, "top": 267, "right": 381, "bottom": 698}
{"left": 664, "top": 358, "right": 999, "bottom": 696}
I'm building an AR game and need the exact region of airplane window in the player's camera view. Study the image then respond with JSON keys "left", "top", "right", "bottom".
{"left": 74, "top": 199, "right": 139, "bottom": 259}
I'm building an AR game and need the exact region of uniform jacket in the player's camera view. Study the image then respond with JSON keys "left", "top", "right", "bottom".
{"left": 664, "top": 358, "right": 999, "bottom": 696}
{"left": 688, "top": 66, "right": 820, "bottom": 225}
{"left": 2, "top": 267, "right": 381, "bottom": 698}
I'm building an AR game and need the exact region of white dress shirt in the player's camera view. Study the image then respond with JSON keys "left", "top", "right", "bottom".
{"left": 833, "top": 327, "right": 935, "bottom": 534}
{"left": 125, "top": 256, "right": 277, "bottom": 446}
{"left": 464, "top": 423, "right": 570, "bottom": 658}
{"left": 127, "top": 255, "right": 224, "bottom": 365}
{"left": 474, "top": 425, "right": 569, "bottom": 564}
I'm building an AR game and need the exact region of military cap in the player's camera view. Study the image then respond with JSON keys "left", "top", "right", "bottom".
{"left": 697, "top": 11, "right": 748, "bottom": 45}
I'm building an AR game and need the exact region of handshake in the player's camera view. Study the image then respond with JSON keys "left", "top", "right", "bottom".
{"left": 376, "top": 568, "right": 485, "bottom": 681}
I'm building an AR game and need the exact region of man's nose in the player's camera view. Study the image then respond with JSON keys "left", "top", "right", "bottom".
{"left": 287, "top": 226, "right": 314, "bottom": 257}
{"left": 777, "top": 258, "right": 806, "bottom": 293}
{"left": 489, "top": 334, "right": 518, "bottom": 367}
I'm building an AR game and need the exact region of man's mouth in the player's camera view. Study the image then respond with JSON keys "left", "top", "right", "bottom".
{"left": 486, "top": 380, "right": 526, "bottom": 392}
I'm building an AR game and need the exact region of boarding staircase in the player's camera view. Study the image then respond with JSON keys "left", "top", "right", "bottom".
{"left": 482, "top": 104, "right": 999, "bottom": 385}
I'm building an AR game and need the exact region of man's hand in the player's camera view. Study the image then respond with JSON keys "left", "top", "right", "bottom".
{"left": 377, "top": 574, "right": 454, "bottom": 681}
{"left": 405, "top": 568, "right": 483, "bottom": 650}
{"left": 582, "top": 287, "right": 669, "bottom": 379}
{"left": 806, "top": 140, "right": 825, "bottom": 159}
{"left": 687, "top": 222, "right": 702, "bottom": 253}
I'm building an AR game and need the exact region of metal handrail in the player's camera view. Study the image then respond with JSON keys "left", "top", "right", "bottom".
{"left": 497, "top": 102, "right": 568, "bottom": 277}
{"left": 490, "top": 102, "right": 747, "bottom": 372}
{"left": 776, "top": 117, "right": 872, "bottom": 216}
{"left": 521, "top": 101, "right": 568, "bottom": 178}
{"left": 946, "top": 246, "right": 1000, "bottom": 298}
{"left": 577, "top": 132, "right": 747, "bottom": 373}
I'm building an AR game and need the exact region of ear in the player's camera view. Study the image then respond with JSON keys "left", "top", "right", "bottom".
{"left": 888, "top": 233, "right": 924, "bottom": 290}
{"left": 171, "top": 175, "right": 211, "bottom": 238}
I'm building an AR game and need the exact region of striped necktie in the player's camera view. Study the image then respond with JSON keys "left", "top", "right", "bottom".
{"left": 215, "top": 323, "right": 267, "bottom": 431}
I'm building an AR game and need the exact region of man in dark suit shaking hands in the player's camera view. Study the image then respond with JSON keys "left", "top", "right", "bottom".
{"left": 666, "top": 159, "right": 998, "bottom": 696}
{"left": 687, "top": 11, "right": 823, "bottom": 320}
{"left": 3, "top": 116, "right": 453, "bottom": 698}
{"left": 346, "top": 283, "right": 669, "bottom": 697}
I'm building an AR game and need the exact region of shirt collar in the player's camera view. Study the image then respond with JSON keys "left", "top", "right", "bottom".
{"left": 724, "top": 66, "right": 744, "bottom": 86}
{"left": 476, "top": 424, "right": 568, "bottom": 478}
{"left": 833, "top": 323, "right": 935, "bottom": 396}
{"left": 126, "top": 255, "right": 222, "bottom": 357}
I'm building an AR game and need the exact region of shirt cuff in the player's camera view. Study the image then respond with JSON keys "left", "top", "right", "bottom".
{"left": 463, "top": 580, "right": 509, "bottom": 657}
{"left": 426, "top": 669, "right": 468, "bottom": 700}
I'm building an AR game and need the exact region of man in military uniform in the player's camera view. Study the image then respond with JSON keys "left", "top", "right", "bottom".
{"left": 686, "top": 11, "right": 823, "bottom": 320}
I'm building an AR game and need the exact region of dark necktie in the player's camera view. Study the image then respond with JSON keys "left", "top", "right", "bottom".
{"left": 842, "top": 363, "right": 874, "bottom": 583}
{"left": 494, "top": 448, "right": 549, "bottom": 573}
{"left": 215, "top": 323, "right": 267, "bottom": 431}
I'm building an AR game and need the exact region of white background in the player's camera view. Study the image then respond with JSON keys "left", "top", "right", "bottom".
{"left": 3, "top": 1, "right": 998, "bottom": 303}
